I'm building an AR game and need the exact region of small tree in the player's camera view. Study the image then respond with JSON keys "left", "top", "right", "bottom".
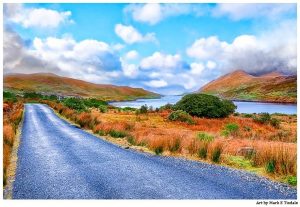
{"left": 174, "top": 94, "right": 236, "bottom": 118}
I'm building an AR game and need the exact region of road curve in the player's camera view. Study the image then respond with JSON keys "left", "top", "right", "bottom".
{"left": 12, "top": 104, "right": 297, "bottom": 199}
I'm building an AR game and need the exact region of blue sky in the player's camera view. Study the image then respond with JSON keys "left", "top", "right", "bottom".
{"left": 3, "top": 3, "right": 297, "bottom": 95}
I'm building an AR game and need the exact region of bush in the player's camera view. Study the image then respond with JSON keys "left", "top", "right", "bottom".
{"left": 83, "top": 98, "right": 107, "bottom": 108}
{"left": 23, "top": 92, "right": 43, "bottom": 99}
{"left": 211, "top": 146, "right": 222, "bottom": 163}
{"left": 222, "top": 123, "right": 239, "bottom": 137}
{"left": 139, "top": 105, "right": 148, "bottom": 114}
{"left": 126, "top": 135, "right": 136, "bottom": 145}
{"left": 197, "top": 132, "right": 214, "bottom": 142}
{"left": 270, "top": 118, "right": 281, "bottom": 128}
{"left": 154, "top": 146, "right": 163, "bottom": 155}
{"left": 169, "top": 138, "right": 181, "bottom": 152}
{"left": 99, "top": 105, "right": 107, "bottom": 113}
{"left": 108, "top": 130, "right": 127, "bottom": 138}
{"left": 233, "top": 112, "right": 240, "bottom": 116}
{"left": 168, "top": 110, "right": 195, "bottom": 125}
{"left": 198, "top": 146, "right": 208, "bottom": 159}
{"left": 122, "top": 107, "right": 137, "bottom": 112}
{"left": 174, "top": 94, "right": 236, "bottom": 118}
{"left": 286, "top": 176, "right": 297, "bottom": 186}
{"left": 242, "top": 113, "right": 253, "bottom": 118}
{"left": 253, "top": 113, "right": 271, "bottom": 124}
{"left": 3, "top": 91, "right": 17, "bottom": 102}
{"left": 159, "top": 103, "right": 174, "bottom": 111}
{"left": 266, "top": 159, "right": 276, "bottom": 174}
{"left": 63, "top": 97, "right": 86, "bottom": 111}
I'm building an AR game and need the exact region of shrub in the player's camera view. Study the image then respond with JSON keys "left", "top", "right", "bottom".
{"left": 211, "top": 146, "right": 222, "bottom": 163}
{"left": 99, "top": 105, "right": 107, "bottom": 113}
{"left": 270, "top": 118, "right": 280, "bottom": 128}
{"left": 233, "top": 112, "right": 240, "bottom": 116}
{"left": 23, "top": 92, "right": 43, "bottom": 99}
{"left": 253, "top": 113, "right": 271, "bottom": 124}
{"left": 139, "top": 105, "right": 148, "bottom": 114}
{"left": 196, "top": 132, "right": 214, "bottom": 142}
{"left": 108, "top": 130, "right": 127, "bottom": 138}
{"left": 242, "top": 113, "right": 253, "bottom": 118}
{"left": 83, "top": 98, "right": 107, "bottom": 108}
{"left": 122, "top": 107, "right": 137, "bottom": 112}
{"left": 168, "top": 110, "right": 195, "bottom": 125}
{"left": 126, "top": 135, "right": 136, "bottom": 145}
{"left": 266, "top": 159, "right": 276, "bottom": 174}
{"left": 174, "top": 94, "right": 236, "bottom": 118}
{"left": 159, "top": 103, "right": 174, "bottom": 111}
{"left": 222, "top": 123, "right": 239, "bottom": 137}
{"left": 3, "top": 91, "right": 17, "bottom": 102}
{"left": 154, "top": 146, "right": 164, "bottom": 155}
{"left": 169, "top": 138, "right": 181, "bottom": 152}
{"left": 198, "top": 146, "right": 208, "bottom": 159}
{"left": 63, "top": 98, "right": 86, "bottom": 111}
{"left": 286, "top": 176, "right": 297, "bottom": 186}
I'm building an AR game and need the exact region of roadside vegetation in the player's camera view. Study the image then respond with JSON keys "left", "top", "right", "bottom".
{"left": 3, "top": 91, "right": 297, "bottom": 186}
{"left": 3, "top": 92, "right": 24, "bottom": 186}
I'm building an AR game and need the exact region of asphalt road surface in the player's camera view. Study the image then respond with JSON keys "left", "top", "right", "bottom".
{"left": 12, "top": 104, "right": 297, "bottom": 199}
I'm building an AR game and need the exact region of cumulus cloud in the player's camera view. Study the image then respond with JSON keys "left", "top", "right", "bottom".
{"left": 124, "top": 3, "right": 207, "bottom": 25}
{"left": 140, "top": 52, "right": 182, "bottom": 70}
{"left": 4, "top": 3, "right": 73, "bottom": 28}
{"left": 186, "top": 20, "right": 296, "bottom": 75}
{"left": 4, "top": 27, "right": 60, "bottom": 74}
{"left": 125, "top": 50, "right": 139, "bottom": 60}
{"left": 144, "top": 79, "right": 168, "bottom": 88}
{"left": 213, "top": 3, "right": 296, "bottom": 20}
{"left": 115, "top": 24, "right": 156, "bottom": 44}
{"left": 139, "top": 52, "right": 208, "bottom": 93}
{"left": 4, "top": 28, "right": 123, "bottom": 84}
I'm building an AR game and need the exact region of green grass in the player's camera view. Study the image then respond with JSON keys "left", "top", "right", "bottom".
{"left": 154, "top": 146, "right": 164, "bottom": 155}
{"left": 108, "top": 130, "right": 127, "bottom": 138}
{"left": 284, "top": 176, "right": 297, "bottom": 186}
{"left": 221, "top": 123, "right": 239, "bottom": 137}
{"left": 196, "top": 132, "right": 214, "bottom": 142}
{"left": 225, "top": 155, "right": 264, "bottom": 174}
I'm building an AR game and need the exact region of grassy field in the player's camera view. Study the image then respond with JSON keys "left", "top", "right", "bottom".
{"left": 41, "top": 99, "right": 297, "bottom": 186}
{"left": 3, "top": 101, "right": 23, "bottom": 186}
{"left": 200, "top": 70, "right": 297, "bottom": 103}
{"left": 3, "top": 92, "right": 297, "bottom": 187}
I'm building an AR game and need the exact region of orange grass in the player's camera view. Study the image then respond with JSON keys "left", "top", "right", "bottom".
{"left": 47, "top": 102, "right": 297, "bottom": 177}
{"left": 3, "top": 101, "right": 24, "bottom": 186}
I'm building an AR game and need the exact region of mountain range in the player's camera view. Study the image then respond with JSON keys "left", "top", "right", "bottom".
{"left": 4, "top": 73, "right": 159, "bottom": 101}
{"left": 199, "top": 70, "right": 296, "bottom": 103}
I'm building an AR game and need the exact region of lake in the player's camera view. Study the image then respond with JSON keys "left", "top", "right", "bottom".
{"left": 110, "top": 95, "right": 297, "bottom": 115}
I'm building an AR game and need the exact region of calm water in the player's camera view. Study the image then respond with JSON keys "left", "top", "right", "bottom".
{"left": 110, "top": 95, "right": 297, "bottom": 115}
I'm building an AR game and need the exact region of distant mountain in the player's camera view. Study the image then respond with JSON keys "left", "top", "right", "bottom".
{"left": 199, "top": 70, "right": 296, "bottom": 103}
{"left": 4, "top": 73, "right": 160, "bottom": 101}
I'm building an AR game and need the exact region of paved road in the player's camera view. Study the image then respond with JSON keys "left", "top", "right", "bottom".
{"left": 13, "top": 104, "right": 297, "bottom": 199}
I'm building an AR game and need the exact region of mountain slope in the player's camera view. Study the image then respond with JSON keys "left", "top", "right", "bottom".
{"left": 199, "top": 70, "right": 296, "bottom": 103}
{"left": 4, "top": 73, "right": 160, "bottom": 101}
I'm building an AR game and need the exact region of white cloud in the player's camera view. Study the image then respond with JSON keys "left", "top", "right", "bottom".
{"left": 186, "top": 36, "right": 228, "bottom": 60}
{"left": 140, "top": 52, "right": 182, "bottom": 70}
{"left": 213, "top": 3, "right": 296, "bottom": 20}
{"left": 112, "top": 43, "right": 125, "bottom": 51}
{"left": 4, "top": 3, "right": 73, "bottom": 28}
{"left": 186, "top": 20, "right": 296, "bottom": 75}
{"left": 206, "top": 61, "right": 216, "bottom": 70}
{"left": 4, "top": 29, "right": 122, "bottom": 84}
{"left": 114, "top": 24, "right": 156, "bottom": 44}
{"left": 190, "top": 62, "right": 204, "bottom": 75}
{"left": 144, "top": 79, "right": 168, "bottom": 88}
{"left": 124, "top": 3, "right": 207, "bottom": 25}
{"left": 125, "top": 50, "right": 139, "bottom": 60}
{"left": 121, "top": 59, "right": 139, "bottom": 78}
